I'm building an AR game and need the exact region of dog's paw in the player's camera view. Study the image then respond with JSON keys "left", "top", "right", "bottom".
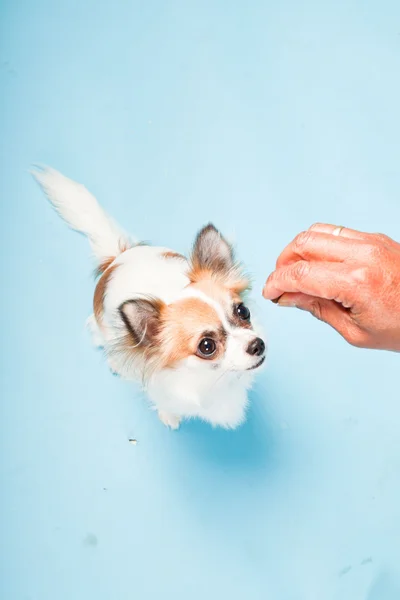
{"left": 158, "top": 411, "right": 181, "bottom": 430}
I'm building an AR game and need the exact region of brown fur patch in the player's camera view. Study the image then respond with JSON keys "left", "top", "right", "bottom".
{"left": 94, "top": 239, "right": 134, "bottom": 277}
{"left": 191, "top": 277, "right": 241, "bottom": 306}
{"left": 189, "top": 266, "right": 249, "bottom": 295}
{"left": 191, "top": 279, "right": 252, "bottom": 331}
{"left": 95, "top": 256, "right": 116, "bottom": 277}
{"left": 93, "top": 264, "right": 118, "bottom": 324}
{"left": 162, "top": 251, "right": 186, "bottom": 260}
{"left": 157, "top": 297, "right": 225, "bottom": 368}
{"left": 118, "top": 239, "right": 132, "bottom": 254}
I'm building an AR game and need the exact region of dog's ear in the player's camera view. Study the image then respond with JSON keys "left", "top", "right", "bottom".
{"left": 191, "top": 223, "right": 234, "bottom": 274}
{"left": 119, "top": 298, "right": 164, "bottom": 347}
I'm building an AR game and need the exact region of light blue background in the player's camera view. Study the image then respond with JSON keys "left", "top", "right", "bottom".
{"left": 1, "top": 1, "right": 400, "bottom": 599}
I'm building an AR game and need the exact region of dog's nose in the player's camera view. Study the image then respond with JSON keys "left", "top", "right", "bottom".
{"left": 246, "top": 337, "right": 265, "bottom": 357}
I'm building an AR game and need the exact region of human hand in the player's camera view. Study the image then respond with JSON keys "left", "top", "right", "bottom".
{"left": 262, "top": 223, "right": 400, "bottom": 352}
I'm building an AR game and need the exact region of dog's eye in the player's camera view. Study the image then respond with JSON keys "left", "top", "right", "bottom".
{"left": 198, "top": 337, "right": 217, "bottom": 358}
{"left": 235, "top": 303, "right": 251, "bottom": 321}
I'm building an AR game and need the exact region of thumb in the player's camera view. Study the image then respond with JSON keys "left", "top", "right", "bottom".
{"left": 276, "top": 292, "right": 364, "bottom": 346}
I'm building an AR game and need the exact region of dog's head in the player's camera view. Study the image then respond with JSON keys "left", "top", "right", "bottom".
{"left": 119, "top": 224, "right": 266, "bottom": 378}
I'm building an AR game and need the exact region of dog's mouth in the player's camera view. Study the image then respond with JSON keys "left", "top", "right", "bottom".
{"left": 246, "top": 356, "right": 266, "bottom": 371}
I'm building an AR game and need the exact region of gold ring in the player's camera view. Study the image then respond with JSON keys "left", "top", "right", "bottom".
{"left": 332, "top": 226, "right": 344, "bottom": 237}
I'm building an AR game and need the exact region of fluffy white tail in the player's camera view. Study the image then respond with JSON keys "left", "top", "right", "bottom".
{"left": 31, "top": 165, "right": 130, "bottom": 261}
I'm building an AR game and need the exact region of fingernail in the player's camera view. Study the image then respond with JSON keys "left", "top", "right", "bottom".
{"left": 270, "top": 294, "right": 283, "bottom": 304}
{"left": 277, "top": 298, "right": 297, "bottom": 308}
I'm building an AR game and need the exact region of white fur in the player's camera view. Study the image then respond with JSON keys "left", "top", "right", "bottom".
{"left": 32, "top": 166, "right": 130, "bottom": 259}
{"left": 33, "top": 166, "right": 266, "bottom": 429}
{"left": 106, "top": 246, "right": 190, "bottom": 311}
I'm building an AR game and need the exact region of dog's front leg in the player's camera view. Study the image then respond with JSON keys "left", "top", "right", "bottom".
{"left": 157, "top": 411, "right": 181, "bottom": 430}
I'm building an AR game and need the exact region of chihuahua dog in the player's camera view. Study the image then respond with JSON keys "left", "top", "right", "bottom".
{"left": 33, "top": 167, "right": 266, "bottom": 429}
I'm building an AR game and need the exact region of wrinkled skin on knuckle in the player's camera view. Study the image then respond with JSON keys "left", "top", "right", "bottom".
{"left": 265, "top": 271, "right": 279, "bottom": 285}
{"left": 351, "top": 266, "right": 374, "bottom": 288}
{"left": 291, "top": 261, "right": 310, "bottom": 282}
{"left": 266, "top": 270, "right": 276, "bottom": 286}
{"left": 293, "top": 230, "right": 313, "bottom": 252}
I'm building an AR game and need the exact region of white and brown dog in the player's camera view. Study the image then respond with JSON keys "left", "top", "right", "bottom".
{"left": 33, "top": 167, "right": 266, "bottom": 429}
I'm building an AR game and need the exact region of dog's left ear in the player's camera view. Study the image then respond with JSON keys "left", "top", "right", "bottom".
{"left": 119, "top": 298, "right": 164, "bottom": 347}
{"left": 191, "top": 223, "right": 234, "bottom": 274}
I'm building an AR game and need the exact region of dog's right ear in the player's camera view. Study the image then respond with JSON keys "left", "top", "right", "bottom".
{"left": 191, "top": 223, "right": 235, "bottom": 274}
{"left": 189, "top": 223, "right": 250, "bottom": 293}
{"left": 119, "top": 298, "right": 164, "bottom": 347}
